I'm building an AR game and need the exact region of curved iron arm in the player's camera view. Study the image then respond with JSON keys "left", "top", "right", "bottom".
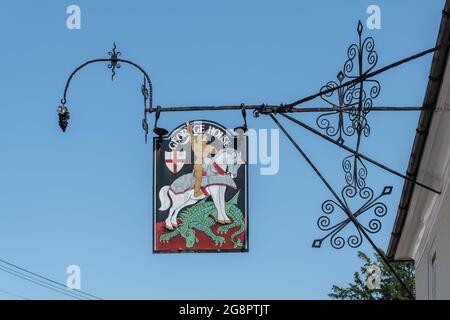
{"left": 57, "top": 44, "right": 154, "bottom": 139}
{"left": 60, "top": 58, "right": 153, "bottom": 109}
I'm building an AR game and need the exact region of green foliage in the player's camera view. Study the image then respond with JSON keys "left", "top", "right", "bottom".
{"left": 329, "top": 251, "right": 415, "bottom": 300}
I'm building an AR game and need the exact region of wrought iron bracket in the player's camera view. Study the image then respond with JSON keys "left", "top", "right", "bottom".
{"left": 53, "top": 20, "right": 449, "bottom": 299}
{"left": 58, "top": 43, "right": 154, "bottom": 141}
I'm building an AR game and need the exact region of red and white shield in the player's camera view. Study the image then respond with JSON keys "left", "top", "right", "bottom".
{"left": 164, "top": 151, "right": 186, "bottom": 173}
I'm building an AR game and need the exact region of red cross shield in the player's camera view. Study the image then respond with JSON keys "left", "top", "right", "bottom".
{"left": 164, "top": 151, "right": 186, "bottom": 173}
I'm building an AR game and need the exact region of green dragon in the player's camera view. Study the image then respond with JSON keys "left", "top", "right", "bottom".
{"left": 159, "top": 191, "right": 246, "bottom": 249}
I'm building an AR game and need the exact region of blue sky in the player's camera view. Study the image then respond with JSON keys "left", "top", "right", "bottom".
{"left": 0, "top": 0, "right": 444, "bottom": 299}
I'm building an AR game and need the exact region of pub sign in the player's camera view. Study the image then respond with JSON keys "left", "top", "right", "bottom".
{"left": 153, "top": 120, "right": 248, "bottom": 253}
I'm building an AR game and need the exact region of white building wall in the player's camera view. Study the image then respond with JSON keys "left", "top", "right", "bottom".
{"left": 395, "top": 50, "right": 450, "bottom": 300}
{"left": 415, "top": 257, "right": 427, "bottom": 300}
{"left": 414, "top": 61, "right": 450, "bottom": 299}
{"left": 415, "top": 195, "right": 450, "bottom": 299}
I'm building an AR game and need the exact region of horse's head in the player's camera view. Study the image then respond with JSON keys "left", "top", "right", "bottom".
{"left": 214, "top": 148, "right": 245, "bottom": 178}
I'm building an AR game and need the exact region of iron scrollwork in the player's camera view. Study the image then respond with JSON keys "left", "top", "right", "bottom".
{"left": 108, "top": 42, "right": 121, "bottom": 80}
{"left": 313, "top": 185, "right": 392, "bottom": 249}
{"left": 317, "top": 71, "right": 357, "bottom": 145}
{"left": 317, "top": 21, "right": 381, "bottom": 145}
{"left": 313, "top": 21, "right": 391, "bottom": 249}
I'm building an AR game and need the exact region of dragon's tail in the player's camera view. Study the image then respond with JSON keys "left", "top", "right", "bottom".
{"left": 158, "top": 185, "right": 171, "bottom": 211}
{"left": 231, "top": 224, "right": 246, "bottom": 248}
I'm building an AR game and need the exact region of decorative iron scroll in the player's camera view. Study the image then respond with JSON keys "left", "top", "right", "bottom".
{"left": 313, "top": 21, "right": 391, "bottom": 249}
{"left": 317, "top": 21, "right": 381, "bottom": 145}
{"left": 313, "top": 185, "right": 392, "bottom": 249}
{"left": 108, "top": 42, "right": 121, "bottom": 80}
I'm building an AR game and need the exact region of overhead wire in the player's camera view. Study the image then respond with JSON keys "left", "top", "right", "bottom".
{"left": 0, "top": 258, "right": 102, "bottom": 300}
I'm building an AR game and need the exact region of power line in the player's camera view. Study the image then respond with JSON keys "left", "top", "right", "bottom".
{"left": 0, "top": 264, "right": 84, "bottom": 300}
{"left": 0, "top": 258, "right": 102, "bottom": 300}
{"left": 0, "top": 288, "right": 30, "bottom": 300}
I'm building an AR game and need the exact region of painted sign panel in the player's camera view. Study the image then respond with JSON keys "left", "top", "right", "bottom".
{"left": 153, "top": 120, "right": 248, "bottom": 253}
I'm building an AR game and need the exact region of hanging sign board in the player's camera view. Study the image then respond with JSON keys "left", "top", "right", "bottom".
{"left": 153, "top": 120, "right": 248, "bottom": 253}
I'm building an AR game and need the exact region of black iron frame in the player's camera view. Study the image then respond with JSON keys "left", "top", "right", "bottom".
{"left": 57, "top": 21, "right": 447, "bottom": 299}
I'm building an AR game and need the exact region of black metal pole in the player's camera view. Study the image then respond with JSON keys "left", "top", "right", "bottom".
{"left": 286, "top": 42, "right": 450, "bottom": 110}
{"left": 279, "top": 113, "right": 440, "bottom": 194}
{"left": 155, "top": 105, "right": 424, "bottom": 113}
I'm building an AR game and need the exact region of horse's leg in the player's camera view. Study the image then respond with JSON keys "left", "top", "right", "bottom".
{"left": 165, "top": 191, "right": 186, "bottom": 230}
{"left": 218, "top": 186, "right": 231, "bottom": 224}
{"left": 165, "top": 206, "right": 176, "bottom": 230}
{"left": 209, "top": 186, "right": 225, "bottom": 223}
{"left": 171, "top": 191, "right": 197, "bottom": 226}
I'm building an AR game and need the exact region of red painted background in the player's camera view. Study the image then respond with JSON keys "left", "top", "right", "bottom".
{"left": 155, "top": 220, "right": 246, "bottom": 252}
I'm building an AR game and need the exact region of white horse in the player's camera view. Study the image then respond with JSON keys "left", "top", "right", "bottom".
{"left": 158, "top": 148, "right": 244, "bottom": 230}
